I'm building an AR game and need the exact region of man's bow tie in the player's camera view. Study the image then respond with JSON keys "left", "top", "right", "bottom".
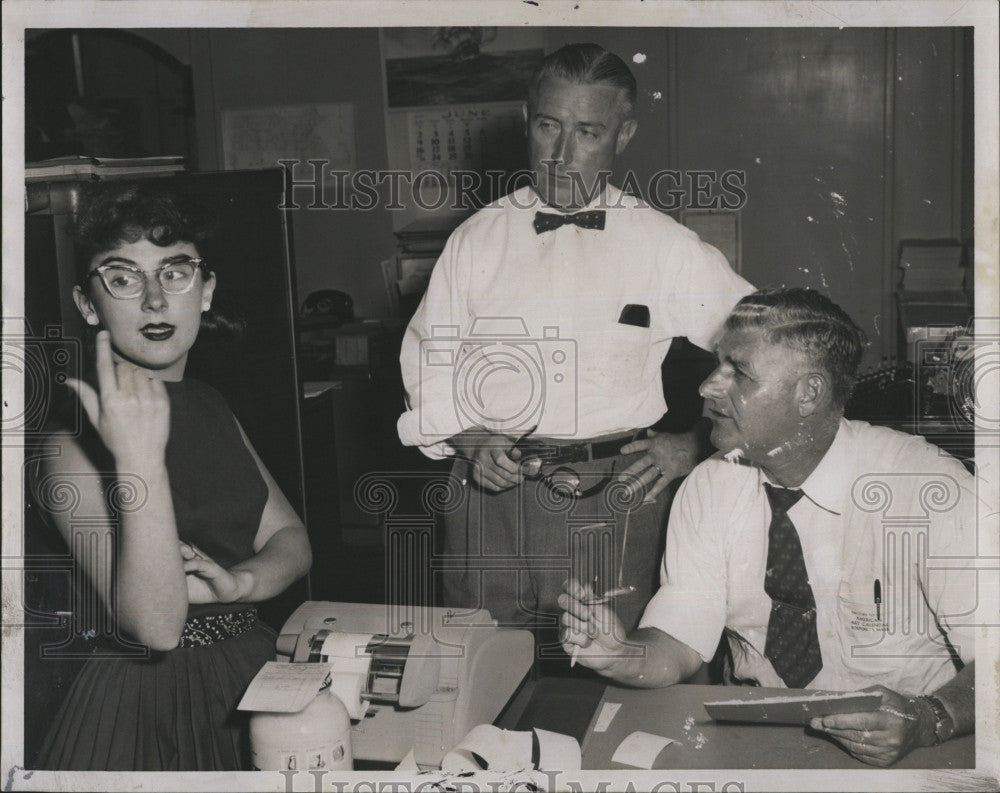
{"left": 533, "top": 209, "right": 606, "bottom": 234}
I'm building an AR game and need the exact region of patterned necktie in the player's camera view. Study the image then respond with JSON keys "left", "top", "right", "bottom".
{"left": 762, "top": 483, "right": 823, "bottom": 688}
{"left": 532, "top": 209, "right": 606, "bottom": 234}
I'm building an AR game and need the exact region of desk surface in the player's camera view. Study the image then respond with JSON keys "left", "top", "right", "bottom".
{"left": 516, "top": 680, "right": 975, "bottom": 770}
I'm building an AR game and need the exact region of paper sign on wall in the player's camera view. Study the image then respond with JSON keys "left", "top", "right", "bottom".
{"left": 222, "top": 102, "right": 356, "bottom": 172}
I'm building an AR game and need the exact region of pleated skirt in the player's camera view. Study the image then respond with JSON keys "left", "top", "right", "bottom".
{"left": 36, "top": 621, "right": 276, "bottom": 771}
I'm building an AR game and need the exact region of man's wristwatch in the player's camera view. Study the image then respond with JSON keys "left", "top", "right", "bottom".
{"left": 918, "top": 695, "right": 956, "bottom": 744}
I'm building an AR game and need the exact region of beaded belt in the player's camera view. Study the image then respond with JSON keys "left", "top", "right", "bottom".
{"left": 178, "top": 607, "right": 258, "bottom": 648}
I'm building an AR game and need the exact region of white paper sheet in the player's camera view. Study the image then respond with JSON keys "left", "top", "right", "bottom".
{"left": 394, "top": 749, "right": 419, "bottom": 771}
{"left": 534, "top": 727, "right": 582, "bottom": 771}
{"left": 237, "top": 662, "right": 331, "bottom": 713}
{"left": 441, "top": 725, "right": 532, "bottom": 772}
{"left": 611, "top": 730, "right": 678, "bottom": 769}
{"left": 319, "top": 632, "right": 375, "bottom": 719}
{"left": 592, "top": 701, "right": 622, "bottom": 733}
{"left": 440, "top": 725, "right": 581, "bottom": 772}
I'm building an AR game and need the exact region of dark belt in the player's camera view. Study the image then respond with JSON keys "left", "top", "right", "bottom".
{"left": 516, "top": 428, "right": 647, "bottom": 468}
{"left": 517, "top": 429, "right": 648, "bottom": 499}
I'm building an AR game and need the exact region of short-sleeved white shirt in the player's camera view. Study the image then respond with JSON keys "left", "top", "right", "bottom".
{"left": 640, "top": 418, "right": 979, "bottom": 694}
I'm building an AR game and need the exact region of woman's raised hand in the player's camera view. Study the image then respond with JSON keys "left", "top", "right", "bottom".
{"left": 65, "top": 330, "right": 171, "bottom": 463}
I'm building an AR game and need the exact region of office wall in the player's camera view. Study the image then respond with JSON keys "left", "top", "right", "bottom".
{"left": 183, "top": 28, "right": 398, "bottom": 318}
{"left": 674, "top": 28, "right": 890, "bottom": 357}
{"left": 546, "top": 27, "right": 968, "bottom": 362}
{"left": 136, "top": 27, "right": 968, "bottom": 343}
{"left": 893, "top": 28, "right": 969, "bottom": 243}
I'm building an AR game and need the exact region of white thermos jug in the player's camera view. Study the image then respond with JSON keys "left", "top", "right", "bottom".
{"left": 250, "top": 687, "right": 353, "bottom": 772}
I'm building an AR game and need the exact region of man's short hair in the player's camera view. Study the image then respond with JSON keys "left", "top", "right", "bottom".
{"left": 528, "top": 42, "right": 637, "bottom": 118}
{"left": 725, "top": 288, "right": 869, "bottom": 407}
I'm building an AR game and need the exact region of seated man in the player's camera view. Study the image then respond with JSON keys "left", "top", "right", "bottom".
{"left": 560, "top": 288, "right": 977, "bottom": 766}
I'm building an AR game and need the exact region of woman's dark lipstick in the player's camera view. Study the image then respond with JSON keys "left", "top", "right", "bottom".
{"left": 140, "top": 323, "right": 176, "bottom": 340}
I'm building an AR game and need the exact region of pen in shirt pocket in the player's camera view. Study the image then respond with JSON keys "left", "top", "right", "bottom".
{"left": 874, "top": 578, "right": 882, "bottom": 621}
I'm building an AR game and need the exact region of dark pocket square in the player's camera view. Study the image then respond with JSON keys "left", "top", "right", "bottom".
{"left": 618, "top": 304, "right": 650, "bottom": 328}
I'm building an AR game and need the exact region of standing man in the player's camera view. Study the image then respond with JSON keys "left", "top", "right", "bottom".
{"left": 398, "top": 43, "right": 753, "bottom": 642}
{"left": 560, "top": 288, "right": 977, "bottom": 766}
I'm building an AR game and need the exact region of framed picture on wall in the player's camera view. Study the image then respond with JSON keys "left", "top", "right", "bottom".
{"left": 680, "top": 209, "right": 742, "bottom": 274}
{"left": 383, "top": 27, "right": 543, "bottom": 108}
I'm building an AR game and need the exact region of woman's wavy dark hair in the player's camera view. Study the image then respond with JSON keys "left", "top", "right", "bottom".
{"left": 70, "top": 181, "right": 246, "bottom": 337}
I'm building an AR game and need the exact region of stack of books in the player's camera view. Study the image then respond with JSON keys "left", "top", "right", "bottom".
{"left": 25, "top": 155, "right": 186, "bottom": 181}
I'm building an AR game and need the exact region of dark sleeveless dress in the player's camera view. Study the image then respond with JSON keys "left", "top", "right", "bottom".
{"left": 36, "top": 379, "right": 277, "bottom": 771}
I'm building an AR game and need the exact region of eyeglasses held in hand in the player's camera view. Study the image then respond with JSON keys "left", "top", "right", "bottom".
{"left": 86, "top": 258, "right": 207, "bottom": 299}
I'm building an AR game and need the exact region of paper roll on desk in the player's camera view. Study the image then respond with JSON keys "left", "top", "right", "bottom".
{"left": 316, "top": 631, "right": 376, "bottom": 719}
{"left": 440, "top": 725, "right": 581, "bottom": 772}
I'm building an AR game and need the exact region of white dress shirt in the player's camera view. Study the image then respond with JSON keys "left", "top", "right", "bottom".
{"left": 397, "top": 185, "right": 754, "bottom": 458}
{"left": 640, "top": 418, "right": 979, "bottom": 694}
